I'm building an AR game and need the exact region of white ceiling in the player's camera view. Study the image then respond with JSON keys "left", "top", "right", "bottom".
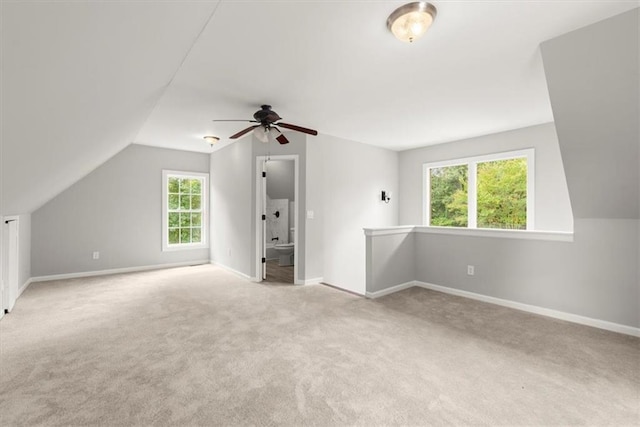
{"left": 135, "top": 0, "right": 638, "bottom": 153}
{"left": 2, "top": 1, "right": 638, "bottom": 214}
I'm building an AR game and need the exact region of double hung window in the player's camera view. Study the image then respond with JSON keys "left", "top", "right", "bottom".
{"left": 424, "top": 149, "right": 534, "bottom": 230}
{"left": 162, "top": 171, "right": 208, "bottom": 250}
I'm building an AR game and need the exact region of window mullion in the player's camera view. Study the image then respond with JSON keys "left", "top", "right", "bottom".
{"left": 468, "top": 162, "right": 477, "bottom": 229}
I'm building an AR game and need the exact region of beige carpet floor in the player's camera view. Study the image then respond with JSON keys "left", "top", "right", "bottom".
{"left": 0, "top": 264, "right": 638, "bottom": 426}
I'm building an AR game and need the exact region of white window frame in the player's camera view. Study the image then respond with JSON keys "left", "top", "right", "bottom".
{"left": 423, "top": 149, "right": 535, "bottom": 231}
{"left": 162, "top": 170, "right": 209, "bottom": 251}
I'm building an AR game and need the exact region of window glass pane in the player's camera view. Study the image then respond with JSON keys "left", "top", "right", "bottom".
{"left": 168, "top": 177, "right": 180, "bottom": 193}
{"left": 190, "top": 179, "right": 202, "bottom": 195}
{"left": 168, "top": 194, "right": 179, "bottom": 210}
{"left": 168, "top": 213, "right": 179, "bottom": 227}
{"left": 192, "top": 228, "right": 201, "bottom": 243}
{"left": 191, "top": 213, "right": 201, "bottom": 226}
{"left": 191, "top": 195, "right": 201, "bottom": 210}
{"left": 477, "top": 158, "right": 527, "bottom": 230}
{"left": 180, "top": 195, "right": 191, "bottom": 210}
{"left": 179, "top": 178, "right": 191, "bottom": 194}
{"left": 180, "top": 228, "right": 191, "bottom": 244}
{"left": 168, "top": 228, "right": 179, "bottom": 244}
{"left": 430, "top": 165, "right": 468, "bottom": 227}
{"left": 180, "top": 213, "right": 191, "bottom": 227}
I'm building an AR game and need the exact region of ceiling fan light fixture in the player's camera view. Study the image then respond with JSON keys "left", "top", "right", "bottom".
{"left": 203, "top": 135, "right": 219, "bottom": 146}
{"left": 254, "top": 126, "right": 270, "bottom": 143}
{"left": 387, "top": 2, "right": 437, "bottom": 43}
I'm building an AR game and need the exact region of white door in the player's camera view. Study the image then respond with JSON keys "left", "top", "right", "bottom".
{"left": 261, "top": 160, "right": 267, "bottom": 281}
{"left": 2, "top": 218, "right": 19, "bottom": 313}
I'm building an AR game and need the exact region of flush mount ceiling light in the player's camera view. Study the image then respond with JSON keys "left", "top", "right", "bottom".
{"left": 203, "top": 135, "right": 219, "bottom": 146}
{"left": 387, "top": 2, "right": 437, "bottom": 43}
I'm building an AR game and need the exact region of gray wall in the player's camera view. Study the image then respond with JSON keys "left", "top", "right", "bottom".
{"left": 309, "top": 134, "right": 399, "bottom": 294}
{"left": 366, "top": 231, "right": 414, "bottom": 293}
{"left": 266, "top": 160, "right": 295, "bottom": 201}
{"left": 18, "top": 213, "right": 31, "bottom": 289}
{"left": 541, "top": 8, "right": 639, "bottom": 220}
{"left": 252, "top": 132, "right": 307, "bottom": 281}
{"left": 305, "top": 140, "right": 324, "bottom": 280}
{"left": 412, "top": 220, "right": 638, "bottom": 327}
{"left": 399, "top": 122, "right": 573, "bottom": 232}
{"left": 367, "top": 9, "right": 639, "bottom": 329}
{"left": 209, "top": 140, "right": 253, "bottom": 276}
{"left": 209, "top": 131, "right": 399, "bottom": 291}
{"left": 31, "top": 144, "right": 210, "bottom": 276}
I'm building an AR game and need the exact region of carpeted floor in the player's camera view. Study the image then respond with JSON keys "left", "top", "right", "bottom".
{"left": 0, "top": 264, "right": 638, "bottom": 426}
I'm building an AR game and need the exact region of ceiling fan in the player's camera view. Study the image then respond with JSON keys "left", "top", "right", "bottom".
{"left": 213, "top": 105, "right": 318, "bottom": 145}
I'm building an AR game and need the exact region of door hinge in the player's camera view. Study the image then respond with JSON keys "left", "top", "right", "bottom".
{"left": 262, "top": 214, "right": 266, "bottom": 220}
{"left": 261, "top": 257, "right": 266, "bottom": 263}
{"left": 262, "top": 171, "right": 266, "bottom": 178}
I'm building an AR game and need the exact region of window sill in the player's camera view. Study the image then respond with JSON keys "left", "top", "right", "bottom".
{"left": 364, "top": 226, "right": 573, "bottom": 242}
{"left": 162, "top": 243, "right": 210, "bottom": 252}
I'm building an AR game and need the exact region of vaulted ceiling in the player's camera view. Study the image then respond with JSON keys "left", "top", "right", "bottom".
{"left": 2, "top": 1, "right": 637, "bottom": 215}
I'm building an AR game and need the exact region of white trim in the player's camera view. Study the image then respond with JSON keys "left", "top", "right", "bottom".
{"left": 366, "top": 281, "right": 415, "bottom": 299}
{"left": 423, "top": 148, "right": 535, "bottom": 230}
{"left": 365, "top": 280, "right": 639, "bottom": 337}
{"left": 413, "top": 281, "right": 639, "bottom": 337}
{"left": 209, "top": 261, "right": 252, "bottom": 280}
{"left": 31, "top": 260, "right": 209, "bottom": 282}
{"left": 468, "top": 161, "right": 477, "bottom": 228}
{"left": 413, "top": 226, "right": 574, "bottom": 242}
{"left": 162, "top": 170, "right": 209, "bottom": 252}
{"left": 363, "top": 225, "right": 573, "bottom": 242}
{"left": 255, "top": 155, "right": 299, "bottom": 284}
{"left": 17, "top": 278, "right": 32, "bottom": 298}
{"left": 299, "top": 277, "right": 323, "bottom": 285}
{"left": 363, "top": 226, "right": 415, "bottom": 237}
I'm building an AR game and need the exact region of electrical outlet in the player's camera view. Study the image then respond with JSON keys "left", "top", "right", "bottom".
{"left": 92, "top": 251, "right": 100, "bottom": 260}
{"left": 467, "top": 265, "right": 474, "bottom": 276}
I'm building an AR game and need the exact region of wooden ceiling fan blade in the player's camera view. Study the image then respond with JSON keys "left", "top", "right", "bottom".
{"left": 230, "top": 125, "right": 259, "bottom": 139}
{"left": 276, "top": 133, "right": 290, "bottom": 145}
{"left": 277, "top": 122, "right": 318, "bottom": 136}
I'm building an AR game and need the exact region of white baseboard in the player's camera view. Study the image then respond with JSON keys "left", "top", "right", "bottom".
{"left": 366, "top": 281, "right": 415, "bottom": 299}
{"left": 299, "top": 277, "right": 323, "bottom": 285}
{"left": 414, "top": 281, "right": 640, "bottom": 337}
{"left": 209, "top": 261, "right": 251, "bottom": 280}
{"left": 17, "top": 278, "right": 32, "bottom": 297}
{"left": 31, "top": 260, "right": 210, "bottom": 283}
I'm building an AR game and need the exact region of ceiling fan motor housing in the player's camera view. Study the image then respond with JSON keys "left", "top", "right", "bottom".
{"left": 253, "top": 105, "right": 282, "bottom": 124}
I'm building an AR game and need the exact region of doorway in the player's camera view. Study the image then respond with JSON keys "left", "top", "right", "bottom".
{"left": 2, "top": 216, "right": 19, "bottom": 314}
{"left": 255, "top": 155, "right": 299, "bottom": 284}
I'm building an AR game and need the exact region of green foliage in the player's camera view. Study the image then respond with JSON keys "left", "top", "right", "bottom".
{"left": 167, "top": 176, "right": 205, "bottom": 246}
{"left": 168, "top": 213, "right": 179, "bottom": 227}
{"left": 191, "top": 195, "right": 201, "bottom": 210}
{"left": 179, "top": 178, "right": 191, "bottom": 194}
{"left": 190, "top": 179, "right": 201, "bottom": 194}
{"left": 180, "top": 195, "right": 191, "bottom": 210}
{"left": 168, "top": 195, "right": 179, "bottom": 210}
{"left": 180, "top": 213, "right": 191, "bottom": 227}
{"left": 180, "top": 228, "right": 191, "bottom": 244}
{"left": 477, "top": 158, "right": 527, "bottom": 229}
{"left": 168, "top": 178, "right": 179, "bottom": 194}
{"left": 428, "top": 158, "right": 527, "bottom": 229}
{"left": 429, "top": 165, "right": 468, "bottom": 227}
{"left": 168, "top": 228, "right": 179, "bottom": 244}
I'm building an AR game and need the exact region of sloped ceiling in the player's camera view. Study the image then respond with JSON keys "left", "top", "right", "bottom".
{"left": 1, "top": 0, "right": 217, "bottom": 215}
{"left": 2, "top": 1, "right": 638, "bottom": 216}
